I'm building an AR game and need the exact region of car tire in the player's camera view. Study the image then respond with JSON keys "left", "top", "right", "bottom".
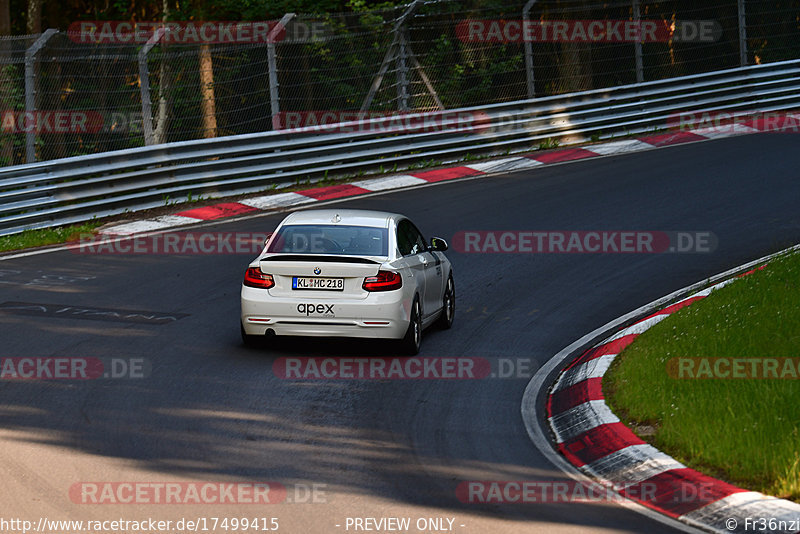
{"left": 436, "top": 275, "right": 455, "bottom": 329}
{"left": 400, "top": 298, "right": 422, "bottom": 355}
{"left": 241, "top": 322, "right": 264, "bottom": 348}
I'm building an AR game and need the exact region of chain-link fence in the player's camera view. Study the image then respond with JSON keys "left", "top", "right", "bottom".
{"left": 1, "top": 0, "right": 799, "bottom": 167}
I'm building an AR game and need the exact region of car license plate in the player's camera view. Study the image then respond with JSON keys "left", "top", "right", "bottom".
{"left": 293, "top": 276, "right": 344, "bottom": 291}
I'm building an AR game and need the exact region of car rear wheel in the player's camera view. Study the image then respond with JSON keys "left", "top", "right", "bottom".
{"left": 436, "top": 275, "right": 455, "bottom": 329}
{"left": 400, "top": 298, "right": 422, "bottom": 355}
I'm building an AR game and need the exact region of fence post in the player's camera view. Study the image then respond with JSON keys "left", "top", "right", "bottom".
{"left": 396, "top": 31, "right": 410, "bottom": 111}
{"left": 738, "top": 0, "right": 747, "bottom": 66}
{"left": 523, "top": 0, "right": 538, "bottom": 98}
{"left": 24, "top": 29, "right": 57, "bottom": 163}
{"left": 269, "top": 13, "right": 296, "bottom": 131}
{"left": 392, "top": 1, "right": 422, "bottom": 112}
{"left": 139, "top": 28, "right": 165, "bottom": 146}
{"left": 633, "top": 0, "right": 643, "bottom": 83}
{"left": 360, "top": 1, "right": 421, "bottom": 113}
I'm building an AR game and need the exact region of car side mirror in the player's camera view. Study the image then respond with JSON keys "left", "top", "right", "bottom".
{"left": 429, "top": 237, "right": 448, "bottom": 252}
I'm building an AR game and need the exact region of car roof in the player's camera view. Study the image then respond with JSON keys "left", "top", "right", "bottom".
{"left": 279, "top": 209, "right": 404, "bottom": 228}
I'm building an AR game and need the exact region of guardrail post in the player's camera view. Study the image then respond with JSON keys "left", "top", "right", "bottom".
{"left": 738, "top": 0, "right": 747, "bottom": 66}
{"left": 269, "top": 13, "right": 296, "bottom": 131}
{"left": 633, "top": 0, "right": 643, "bottom": 83}
{"left": 24, "top": 29, "right": 57, "bottom": 163}
{"left": 139, "top": 28, "right": 165, "bottom": 146}
{"left": 523, "top": 0, "right": 538, "bottom": 98}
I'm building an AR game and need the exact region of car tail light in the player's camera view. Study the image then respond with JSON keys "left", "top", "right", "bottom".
{"left": 244, "top": 267, "right": 274, "bottom": 289}
{"left": 363, "top": 270, "right": 402, "bottom": 292}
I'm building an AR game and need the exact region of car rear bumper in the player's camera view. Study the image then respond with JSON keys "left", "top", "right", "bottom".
{"left": 241, "top": 286, "right": 410, "bottom": 340}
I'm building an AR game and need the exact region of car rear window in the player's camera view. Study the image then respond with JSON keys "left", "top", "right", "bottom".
{"left": 266, "top": 225, "right": 389, "bottom": 256}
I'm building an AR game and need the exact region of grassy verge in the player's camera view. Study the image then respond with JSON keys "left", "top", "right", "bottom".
{"left": 604, "top": 250, "right": 800, "bottom": 501}
{"left": 0, "top": 222, "right": 101, "bottom": 253}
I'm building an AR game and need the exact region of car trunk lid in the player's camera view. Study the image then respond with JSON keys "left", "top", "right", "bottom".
{"left": 259, "top": 254, "right": 385, "bottom": 299}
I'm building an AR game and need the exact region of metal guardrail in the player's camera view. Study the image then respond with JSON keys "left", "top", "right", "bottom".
{"left": 3, "top": 59, "right": 800, "bottom": 237}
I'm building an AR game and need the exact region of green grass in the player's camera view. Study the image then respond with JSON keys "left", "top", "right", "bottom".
{"left": 0, "top": 222, "right": 101, "bottom": 253}
{"left": 604, "top": 250, "right": 800, "bottom": 501}
{"left": 538, "top": 138, "right": 560, "bottom": 150}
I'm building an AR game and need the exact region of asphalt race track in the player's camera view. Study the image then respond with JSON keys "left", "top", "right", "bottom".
{"left": 0, "top": 133, "right": 798, "bottom": 533}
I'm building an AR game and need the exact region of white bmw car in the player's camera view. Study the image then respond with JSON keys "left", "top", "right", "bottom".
{"left": 240, "top": 209, "right": 455, "bottom": 354}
